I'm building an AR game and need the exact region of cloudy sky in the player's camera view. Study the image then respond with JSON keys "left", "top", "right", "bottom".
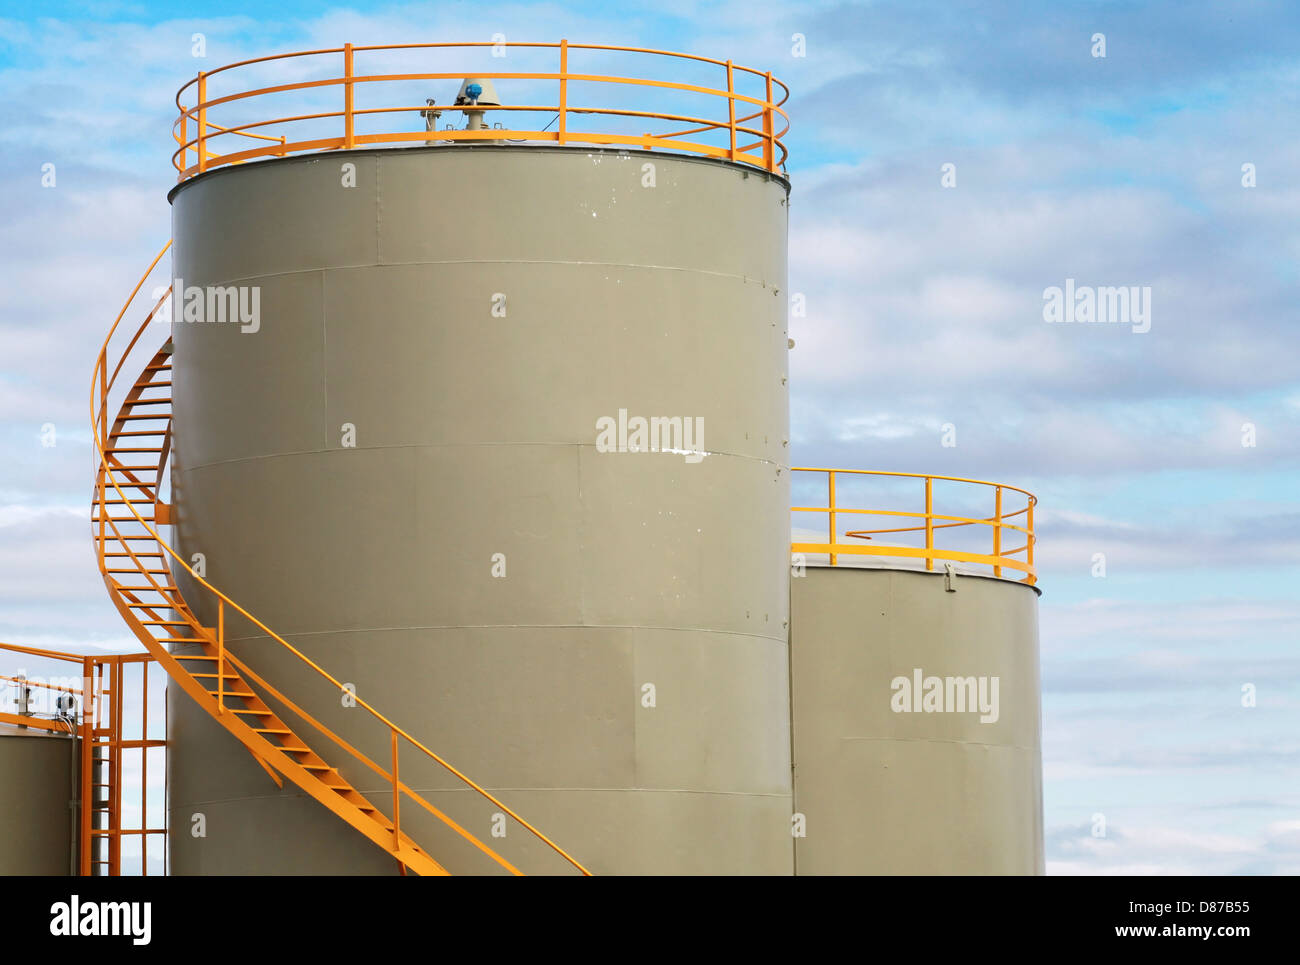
{"left": 0, "top": 0, "right": 1297, "bottom": 874}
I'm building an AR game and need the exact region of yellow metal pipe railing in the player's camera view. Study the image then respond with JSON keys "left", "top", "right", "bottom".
{"left": 169, "top": 41, "right": 789, "bottom": 182}
{"left": 792, "top": 467, "right": 1038, "bottom": 585}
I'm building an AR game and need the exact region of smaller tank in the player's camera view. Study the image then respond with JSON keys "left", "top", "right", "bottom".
{"left": 0, "top": 723, "right": 77, "bottom": 875}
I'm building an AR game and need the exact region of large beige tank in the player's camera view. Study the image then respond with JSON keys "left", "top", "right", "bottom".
{"left": 166, "top": 145, "right": 793, "bottom": 874}
{"left": 0, "top": 724, "right": 76, "bottom": 874}
{"left": 790, "top": 566, "right": 1044, "bottom": 874}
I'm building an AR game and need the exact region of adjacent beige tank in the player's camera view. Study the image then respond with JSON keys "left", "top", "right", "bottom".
{"left": 0, "top": 724, "right": 76, "bottom": 875}
{"left": 166, "top": 146, "right": 793, "bottom": 874}
{"left": 790, "top": 566, "right": 1044, "bottom": 874}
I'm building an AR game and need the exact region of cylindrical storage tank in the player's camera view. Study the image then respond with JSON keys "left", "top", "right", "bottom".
{"left": 789, "top": 567, "right": 1043, "bottom": 874}
{"left": 166, "top": 145, "right": 792, "bottom": 874}
{"left": 0, "top": 724, "right": 76, "bottom": 874}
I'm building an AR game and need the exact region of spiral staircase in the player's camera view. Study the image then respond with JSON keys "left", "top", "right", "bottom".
{"left": 92, "top": 243, "right": 589, "bottom": 876}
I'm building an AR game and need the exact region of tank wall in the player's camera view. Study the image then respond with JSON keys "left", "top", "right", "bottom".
{"left": 0, "top": 729, "right": 75, "bottom": 875}
{"left": 167, "top": 147, "right": 792, "bottom": 874}
{"left": 790, "top": 567, "right": 1044, "bottom": 875}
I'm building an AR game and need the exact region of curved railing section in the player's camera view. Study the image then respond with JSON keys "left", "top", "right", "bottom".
{"left": 170, "top": 41, "right": 789, "bottom": 180}
{"left": 791, "top": 468, "right": 1037, "bottom": 585}
{"left": 93, "top": 241, "right": 591, "bottom": 875}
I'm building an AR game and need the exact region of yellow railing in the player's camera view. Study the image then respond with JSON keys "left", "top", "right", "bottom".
{"left": 171, "top": 41, "right": 789, "bottom": 180}
{"left": 0, "top": 641, "right": 167, "bottom": 875}
{"left": 791, "top": 468, "right": 1037, "bottom": 585}
{"left": 0, "top": 641, "right": 86, "bottom": 734}
{"left": 93, "top": 242, "right": 591, "bottom": 875}
{"left": 0, "top": 642, "right": 88, "bottom": 738}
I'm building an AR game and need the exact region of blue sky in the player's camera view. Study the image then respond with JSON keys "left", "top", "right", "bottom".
{"left": 0, "top": 0, "right": 1297, "bottom": 874}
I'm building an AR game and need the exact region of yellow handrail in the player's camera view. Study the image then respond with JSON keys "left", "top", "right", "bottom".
{"left": 93, "top": 242, "right": 591, "bottom": 875}
{"left": 0, "top": 646, "right": 85, "bottom": 732}
{"left": 791, "top": 468, "right": 1038, "bottom": 585}
{"left": 175, "top": 109, "right": 288, "bottom": 173}
{"left": 168, "top": 41, "right": 789, "bottom": 181}
{"left": 0, "top": 673, "right": 83, "bottom": 696}
{"left": 0, "top": 640, "right": 90, "bottom": 664}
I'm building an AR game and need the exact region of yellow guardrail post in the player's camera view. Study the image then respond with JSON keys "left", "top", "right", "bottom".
{"left": 924, "top": 476, "right": 934, "bottom": 571}
{"left": 993, "top": 485, "right": 1003, "bottom": 579}
{"left": 828, "top": 470, "right": 837, "bottom": 566}
{"left": 726, "top": 60, "right": 736, "bottom": 162}
{"left": 178, "top": 105, "right": 187, "bottom": 174}
{"left": 217, "top": 600, "right": 224, "bottom": 714}
{"left": 391, "top": 729, "right": 401, "bottom": 853}
{"left": 558, "top": 39, "right": 568, "bottom": 145}
{"left": 763, "top": 72, "right": 775, "bottom": 172}
{"left": 196, "top": 72, "right": 208, "bottom": 174}
{"left": 79, "top": 655, "right": 93, "bottom": 876}
{"left": 1026, "top": 498, "right": 1035, "bottom": 585}
{"left": 343, "top": 43, "right": 355, "bottom": 150}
